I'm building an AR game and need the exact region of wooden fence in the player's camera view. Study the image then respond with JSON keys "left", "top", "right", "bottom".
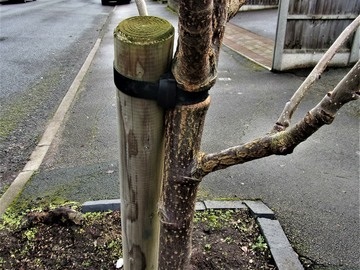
{"left": 273, "top": 0, "right": 360, "bottom": 70}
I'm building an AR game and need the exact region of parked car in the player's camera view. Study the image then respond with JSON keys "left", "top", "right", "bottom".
{"left": 101, "top": 0, "right": 130, "bottom": 5}
{"left": 0, "top": 0, "right": 36, "bottom": 3}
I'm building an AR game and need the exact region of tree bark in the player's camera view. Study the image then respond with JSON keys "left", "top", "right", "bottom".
{"left": 158, "top": 1, "right": 245, "bottom": 268}
{"left": 172, "top": 0, "right": 245, "bottom": 92}
{"left": 159, "top": 97, "right": 210, "bottom": 270}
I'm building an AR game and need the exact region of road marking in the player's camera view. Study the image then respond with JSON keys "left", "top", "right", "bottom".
{"left": 0, "top": 38, "right": 102, "bottom": 216}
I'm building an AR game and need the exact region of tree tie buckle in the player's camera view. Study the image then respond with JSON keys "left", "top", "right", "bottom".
{"left": 113, "top": 67, "right": 209, "bottom": 109}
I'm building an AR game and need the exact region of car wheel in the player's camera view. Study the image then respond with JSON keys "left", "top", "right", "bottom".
{"left": 101, "top": 0, "right": 109, "bottom": 5}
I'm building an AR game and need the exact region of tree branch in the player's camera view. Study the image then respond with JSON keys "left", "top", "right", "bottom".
{"left": 194, "top": 61, "right": 359, "bottom": 178}
{"left": 272, "top": 15, "right": 360, "bottom": 132}
{"left": 135, "top": 0, "right": 148, "bottom": 16}
{"left": 227, "top": 0, "right": 246, "bottom": 21}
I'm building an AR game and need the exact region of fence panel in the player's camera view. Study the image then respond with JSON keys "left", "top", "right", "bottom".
{"left": 273, "top": 0, "right": 359, "bottom": 70}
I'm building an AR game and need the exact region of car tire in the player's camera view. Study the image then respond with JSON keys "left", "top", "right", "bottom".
{"left": 101, "top": 0, "right": 109, "bottom": 5}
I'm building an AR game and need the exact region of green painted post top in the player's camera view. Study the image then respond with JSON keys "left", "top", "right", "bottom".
{"left": 114, "top": 16, "right": 174, "bottom": 45}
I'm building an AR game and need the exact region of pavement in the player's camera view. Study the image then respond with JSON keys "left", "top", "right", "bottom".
{"left": 0, "top": 2, "right": 359, "bottom": 270}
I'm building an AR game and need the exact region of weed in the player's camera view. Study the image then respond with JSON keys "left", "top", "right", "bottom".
{"left": 194, "top": 209, "right": 235, "bottom": 230}
{"left": 81, "top": 260, "right": 92, "bottom": 267}
{"left": 34, "top": 258, "right": 43, "bottom": 267}
{"left": 251, "top": 235, "right": 268, "bottom": 252}
{"left": 0, "top": 197, "right": 81, "bottom": 231}
{"left": 107, "top": 239, "right": 122, "bottom": 252}
{"left": 0, "top": 210, "right": 26, "bottom": 231}
{"left": 204, "top": 243, "right": 212, "bottom": 251}
{"left": 0, "top": 183, "right": 10, "bottom": 197}
{"left": 24, "top": 228, "right": 38, "bottom": 241}
{"left": 83, "top": 211, "right": 111, "bottom": 223}
{"left": 223, "top": 236, "right": 234, "bottom": 244}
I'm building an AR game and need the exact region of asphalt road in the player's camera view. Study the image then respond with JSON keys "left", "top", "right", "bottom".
{"left": 0, "top": 0, "right": 113, "bottom": 191}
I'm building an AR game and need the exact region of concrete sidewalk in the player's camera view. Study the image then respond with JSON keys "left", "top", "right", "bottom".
{"left": 3, "top": 2, "right": 359, "bottom": 269}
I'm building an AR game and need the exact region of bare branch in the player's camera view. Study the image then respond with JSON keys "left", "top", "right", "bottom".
{"left": 135, "top": 0, "right": 148, "bottom": 16}
{"left": 314, "top": 60, "right": 360, "bottom": 117}
{"left": 227, "top": 0, "right": 246, "bottom": 21}
{"left": 273, "top": 15, "right": 360, "bottom": 132}
{"left": 195, "top": 61, "right": 359, "bottom": 178}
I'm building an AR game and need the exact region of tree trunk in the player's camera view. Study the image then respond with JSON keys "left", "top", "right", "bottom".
{"left": 159, "top": 97, "right": 210, "bottom": 270}
{"left": 158, "top": 1, "right": 245, "bottom": 268}
{"left": 114, "top": 16, "right": 174, "bottom": 270}
{"left": 157, "top": 1, "right": 357, "bottom": 269}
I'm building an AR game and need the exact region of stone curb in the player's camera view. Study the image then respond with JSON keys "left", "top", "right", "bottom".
{"left": 81, "top": 199, "right": 304, "bottom": 270}
{"left": 0, "top": 38, "right": 103, "bottom": 217}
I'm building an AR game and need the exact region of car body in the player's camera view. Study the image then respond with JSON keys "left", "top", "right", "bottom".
{"left": 101, "top": 0, "right": 131, "bottom": 5}
{"left": 0, "top": 0, "right": 36, "bottom": 3}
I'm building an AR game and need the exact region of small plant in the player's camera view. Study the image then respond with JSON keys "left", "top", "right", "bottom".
{"left": 107, "top": 239, "right": 122, "bottom": 252}
{"left": 223, "top": 236, "right": 234, "bottom": 244}
{"left": 204, "top": 243, "right": 212, "bottom": 251}
{"left": 0, "top": 198, "right": 81, "bottom": 231}
{"left": 0, "top": 184, "right": 10, "bottom": 197}
{"left": 251, "top": 235, "right": 268, "bottom": 252}
{"left": 83, "top": 211, "right": 111, "bottom": 223}
{"left": 0, "top": 210, "right": 26, "bottom": 231}
{"left": 34, "top": 258, "right": 43, "bottom": 267}
{"left": 194, "top": 209, "right": 235, "bottom": 230}
{"left": 81, "top": 260, "right": 92, "bottom": 267}
{"left": 23, "top": 227, "right": 38, "bottom": 241}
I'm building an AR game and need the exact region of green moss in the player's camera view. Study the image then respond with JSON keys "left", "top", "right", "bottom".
{"left": 0, "top": 69, "right": 62, "bottom": 140}
{"left": 196, "top": 186, "right": 211, "bottom": 200}
{"left": 0, "top": 184, "right": 10, "bottom": 197}
{"left": 114, "top": 16, "right": 174, "bottom": 44}
{"left": 270, "top": 131, "right": 290, "bottom": 150}
{"left": 244, "top": 60, "right": 267, "bottom": 72}
{"left": 0, "top": 195, "right": 80, "bottom": 231}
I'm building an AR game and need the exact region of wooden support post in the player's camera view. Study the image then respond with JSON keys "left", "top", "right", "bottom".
{"left": 114, "top": 16, "right": 174, "bottom": 270}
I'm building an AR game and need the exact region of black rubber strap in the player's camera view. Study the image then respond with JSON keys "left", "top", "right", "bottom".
{"left": 113, "top": 67, "right": 209, "bottom": 109}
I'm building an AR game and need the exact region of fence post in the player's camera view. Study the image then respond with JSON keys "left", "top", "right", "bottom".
{"left": 113, "top": 16, "right": 174, "bottom": 269}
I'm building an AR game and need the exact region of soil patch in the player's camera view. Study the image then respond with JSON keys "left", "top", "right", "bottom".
{"left": 0, "top": 203, "right": 277, "bottom": 269}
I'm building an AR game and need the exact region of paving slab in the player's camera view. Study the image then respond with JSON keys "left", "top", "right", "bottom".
{"left": 203, "top": 200, "right": 246, "bottom": 209}
{"left": 258, "top": 217, "right": 304, "bottom": 270}
{"left": 243, "top": 200, "right": 275, "bottom": 219}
